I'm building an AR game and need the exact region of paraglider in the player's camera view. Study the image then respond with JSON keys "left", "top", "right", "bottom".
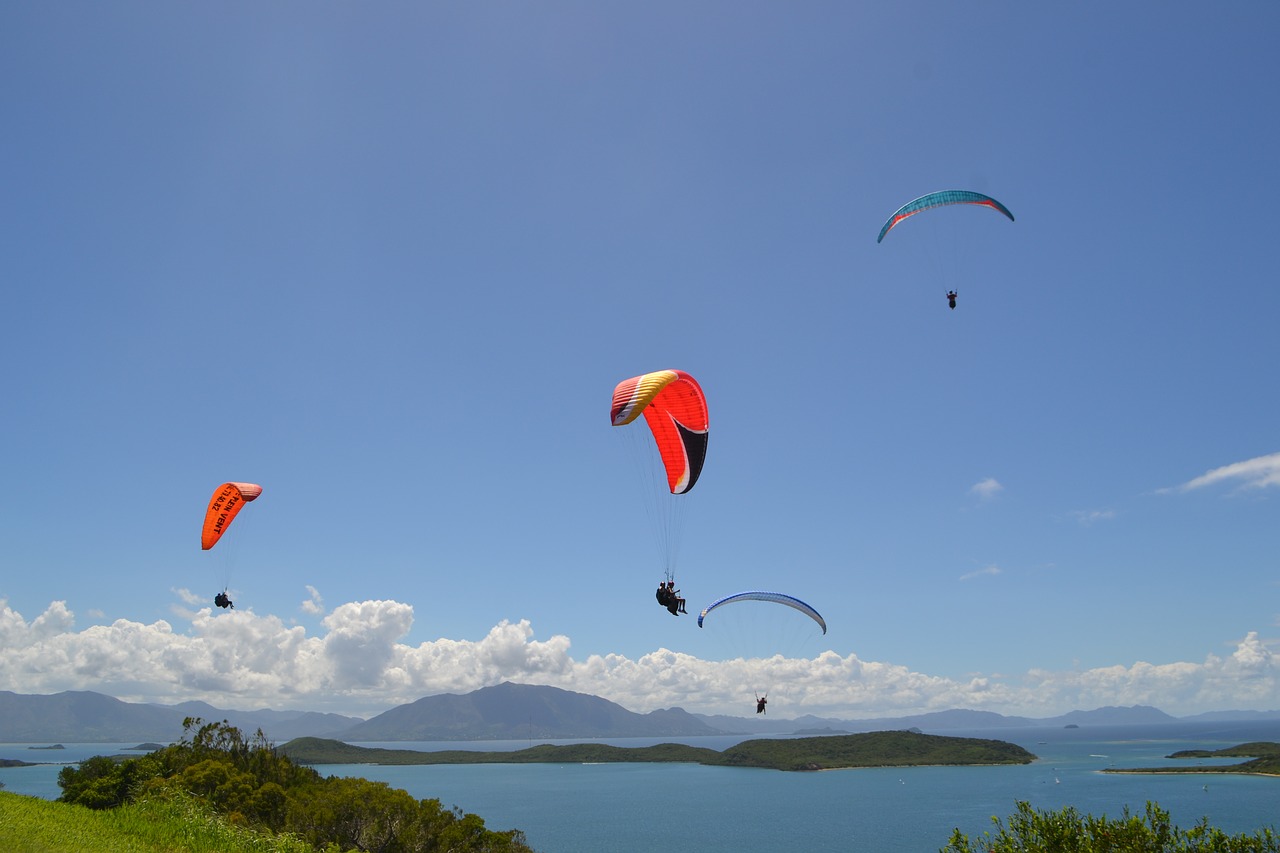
{"left": 612, "top": 370, "right": 708, "bottom": 612}
{"left": 698, "top": 590, "right": 827, "bottom": 710}
{"left": 877, "top": 190, "right": 1014, "bottom": 310}
{"left": 697, "top": 590, "right": 827, "bottom": 634}
{"left": 201, "top": 482, "right": 262, "bottom": 609}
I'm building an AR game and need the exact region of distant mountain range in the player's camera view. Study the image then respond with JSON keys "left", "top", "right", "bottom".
{"left": 333, "top": 682, "right": 721, "bottom": 740}
{"left": 2, "top": 684, "right": 1278, "bottom": 743}
{"left": 0, "top": 690, "right": 362, "bottom": 743}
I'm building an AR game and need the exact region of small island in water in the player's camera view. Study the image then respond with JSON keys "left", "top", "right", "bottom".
{"left": 1103, "top": 742, "right": 1280, "bottom": 777}
{"left": 281, "top": 730, "right": 1036, "bottom": 773}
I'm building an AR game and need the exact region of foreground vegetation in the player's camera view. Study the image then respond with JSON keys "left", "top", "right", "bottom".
{"left": 0, "top": 789, "right": 312, "bottom": 853}
{"left": 280, "top": 729, "right": 1035, "bottom": 772}
{"left": 49, "top": 718, "right": 534, "bottom": 853}
{"left": 943, "top": 800, "right": 1280, "bottom": 852}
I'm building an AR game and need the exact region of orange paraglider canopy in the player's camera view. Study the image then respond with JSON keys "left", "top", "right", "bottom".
{"left": 201, "top": 482, "right": 263, "bottom": 550}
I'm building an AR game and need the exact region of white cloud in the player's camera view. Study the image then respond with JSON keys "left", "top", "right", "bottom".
{"left": 959, "top": 565, "right": 1002, "bottom": 581}
{"left": 0, "top": 598, "right": 1277, "bottom": 720}
{"left": 969, "top": 478, "right": 1003, "bottom": 500}
{"left": 301, "top": 585, "right": 325, "bottom": 616}
{"left": 322, "top": 600, "right": 415, "bottom": 688}
{"left": 171, "top": 588, "right": 205, "bottom": 616}
{"left": 0, "top": 598, "right": 73, "bottom": 646}
{"left": 1162, "top": 451, "right": 1280, "bottom": 494}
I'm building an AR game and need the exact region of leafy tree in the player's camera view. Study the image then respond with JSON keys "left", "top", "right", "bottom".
{"left": 943, "top": 800, "right": 1280, "bottom": 852}
{"left": 284, "top": 776, "right": 532, "bottom": 853}
{"left": 285, "top": 776, "right": 419, "bottom": 852}
{"left": 249, "top": 780, "right": 289, "bottom": 827}
{"left": 58, "top": 754, "right": 134, "bottom": 809}
{"left": 172, "top": 758, "right": 257, "bottom": 816}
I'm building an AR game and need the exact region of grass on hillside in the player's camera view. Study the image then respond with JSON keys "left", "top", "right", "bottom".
{"left": 0, "top": 791, "right": 312, "bottom": 853}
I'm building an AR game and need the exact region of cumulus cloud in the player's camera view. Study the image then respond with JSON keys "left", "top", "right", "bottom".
{"left": 1161, "top": 451, "right": 1280, "bottom": 495}
{"left": 0, "top": 598, "right": 1277, "bottom": 720}
{"left": 322, "top": 600, "right": 414, "bottom": 688}
{"left": 0, "top": 598, "right": 74, "bottom": 646}
{"left": 969, "top": 478, "right": 1003, "bottom": 500}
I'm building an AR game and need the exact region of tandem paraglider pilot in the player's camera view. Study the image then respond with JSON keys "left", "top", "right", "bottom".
{"left": 214, "top": 591, "right": 234, "bottom": 610}
{"left": 656, "top": 580, "right": 686, "bottom": 616}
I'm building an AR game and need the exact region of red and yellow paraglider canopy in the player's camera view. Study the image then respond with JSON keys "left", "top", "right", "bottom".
{"left": 611, "top": 370, "right": 708, "bottom": 495}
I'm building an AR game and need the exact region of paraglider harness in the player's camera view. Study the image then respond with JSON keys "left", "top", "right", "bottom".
{"left": 214, "top": 590, "right": 234, "bottom": 609}
{"left": 946, "top": 290, "right": 957, "bottom": 310}
{"left": 756, "top": 693, "right": 768, "bottom": 714}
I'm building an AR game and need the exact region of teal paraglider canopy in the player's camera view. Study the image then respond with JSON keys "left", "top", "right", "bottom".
{"left": 877, "top": 190, "right": 1014, "bottom": 244}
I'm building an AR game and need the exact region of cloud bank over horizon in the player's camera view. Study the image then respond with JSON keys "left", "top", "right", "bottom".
{"left": 1, "top": 596, "right": 1276, "bottom": 721}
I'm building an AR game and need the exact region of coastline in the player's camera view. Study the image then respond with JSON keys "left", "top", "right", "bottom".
{"left": 1102, "top": 768, "right": 1280, "bottom": 778}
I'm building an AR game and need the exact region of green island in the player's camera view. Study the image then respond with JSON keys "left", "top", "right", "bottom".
{"left": 1102, "top": 741, "right": 1280, "bottom": 776}
{"left": 279, "top": 729, "right": 1036, "bottom": 772}
{"left": 0, "top": 758, "right": 38, "bottom": 768}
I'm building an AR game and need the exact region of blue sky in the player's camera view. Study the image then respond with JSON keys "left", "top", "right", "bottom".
{"left": 3, "top": 3, "right": 1278, "bottom": 719}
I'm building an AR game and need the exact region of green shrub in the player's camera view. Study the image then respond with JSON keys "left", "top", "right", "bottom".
{"left": 943, "top": 800, "right": 1280, "bottom": 852}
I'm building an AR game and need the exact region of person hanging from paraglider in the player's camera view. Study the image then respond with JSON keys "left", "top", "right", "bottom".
{"left": 665, "top": 581, "right": 686, "bottom": 615}
{"left": 667, "top": 580, "right": 686, "bottom": 615}
{"left": 755, "top": 693, "right": 768, "bottom": 714}
{"left": 656, "top": 578, "right": 685, "bottom": 615}
{"left": 946, "top": 290, "right": 957, "bottom": 310}
{"left": 213, "top": 590, "right": 234, "bottom": 610}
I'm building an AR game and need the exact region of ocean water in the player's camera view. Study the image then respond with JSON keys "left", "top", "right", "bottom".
{"left": 3, "top": 721, "right": 1278, "bottom": 852}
